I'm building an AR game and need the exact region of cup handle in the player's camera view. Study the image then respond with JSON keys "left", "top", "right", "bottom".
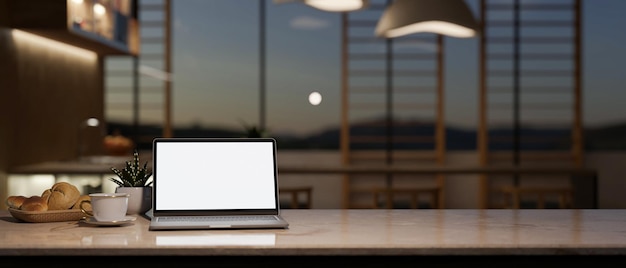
{"left": 79, "top": 200, "right": 93, "bottom": 217}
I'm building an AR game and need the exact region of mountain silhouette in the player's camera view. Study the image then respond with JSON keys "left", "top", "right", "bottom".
{"left": 105, "top": 120, "right": 626, "bottom": 151}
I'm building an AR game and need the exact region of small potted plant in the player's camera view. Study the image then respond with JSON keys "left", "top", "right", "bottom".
{"left": 239, "top": 120, "right": 268, "bottom": 138}
{"left": 109, "top": 150, "right": 153, "bottom": 215}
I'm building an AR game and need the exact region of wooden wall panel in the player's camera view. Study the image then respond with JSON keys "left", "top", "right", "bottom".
{"left": 3, "top": 0, "right": 66, "bottom": 28}
{"left": 0, "top": 0, "right": 8, "bottom": 27}
{"left": 6, "top": 30, "right": 104, "bottom": 167}
{"left": 0, "top": 28, "right": 17, "bottom": 209}
{"left": 0, "top": 29, "right": 15, "bottom": 165}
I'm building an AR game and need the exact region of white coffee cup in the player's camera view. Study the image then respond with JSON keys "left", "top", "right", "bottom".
{"left": 80, "top": 193, "right": 129, "bottom": 222}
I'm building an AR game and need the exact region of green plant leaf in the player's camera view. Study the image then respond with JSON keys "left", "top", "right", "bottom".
{"left": 109, "top": 150, "right": 152, "bottom": 187}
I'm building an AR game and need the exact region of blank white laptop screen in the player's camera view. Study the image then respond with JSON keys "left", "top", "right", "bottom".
{"left": 154, "top": 140, "right": 277, "bottom": 211}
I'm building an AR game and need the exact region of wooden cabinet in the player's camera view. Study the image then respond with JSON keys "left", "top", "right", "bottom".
{"left": 1, "top": 0, "right": 138, "bottom": 55}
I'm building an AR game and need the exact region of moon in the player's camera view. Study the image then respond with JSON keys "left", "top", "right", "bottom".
{"left": 308, "top": 91, "right": 322, "bottom": 106}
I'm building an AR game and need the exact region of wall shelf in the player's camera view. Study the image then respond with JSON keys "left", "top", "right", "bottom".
{"left": 1, "top": 0, "right": 138, "bottom": 55}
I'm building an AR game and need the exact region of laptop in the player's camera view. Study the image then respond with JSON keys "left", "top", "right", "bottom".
{"left": 148, "top": 137, "right": 289, "bottom": 231}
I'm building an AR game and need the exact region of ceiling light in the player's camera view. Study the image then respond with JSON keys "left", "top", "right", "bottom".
{"left": 273, "top": 0, "right": 368, "bottom": 12}
{"left": 93, "top": 3, "right": 106, "bottom": 16}
{"left": 304, "top": 0, "right": 368, "bottom": 12}
{"left": 375, "top": 0, "right": 479, "bottom": 38}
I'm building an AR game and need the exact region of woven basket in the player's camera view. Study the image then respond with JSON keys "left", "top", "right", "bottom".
{"left": 8, "top": 208, "right": 86, "bottom": 223}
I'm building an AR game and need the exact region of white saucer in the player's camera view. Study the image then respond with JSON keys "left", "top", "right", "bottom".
{"left": 83, "top": 216, "right": 136, "bottom": 226}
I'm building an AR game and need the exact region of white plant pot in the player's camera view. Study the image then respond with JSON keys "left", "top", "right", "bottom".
{"left": 115, "top": 187, "right": 152, "bottom": 215}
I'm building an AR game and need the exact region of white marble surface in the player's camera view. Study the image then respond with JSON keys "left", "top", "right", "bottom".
{"left": 1, "top": 209, "right": 625, "bottom": 256}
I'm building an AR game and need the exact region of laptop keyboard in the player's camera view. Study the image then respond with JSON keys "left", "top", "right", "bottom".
{"left": 157, "top": 215, "right": 278, "bottom": 223}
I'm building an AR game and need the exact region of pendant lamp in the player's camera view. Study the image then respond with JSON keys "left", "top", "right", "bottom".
{"left": 304, "top": 0, "right": 368, "bottom": 12}
{"left": 273, "top": 0, "right": 369, "bottom": 12}
{"left": 375, "top": 0, "right": 479, "bottom": 38}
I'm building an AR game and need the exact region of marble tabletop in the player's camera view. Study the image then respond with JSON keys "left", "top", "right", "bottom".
{"left": 1, "top": 209, "right": 625, "bottom": 257}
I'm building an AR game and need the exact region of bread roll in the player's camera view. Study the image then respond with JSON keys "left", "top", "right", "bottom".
{"left": 46, "top": 182, "right": 81, "bottom": 210}
{"left": 6, "top": 195, "right": 27, "bottom": 209}
{"left": 71, "top": 195, "right": 91, "bottom": 211}
{"left": 41, "top": 188, "right": 51, "bottom": 199}
{"left": 21, "top": 196, "right": 49, "bottom": 212}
